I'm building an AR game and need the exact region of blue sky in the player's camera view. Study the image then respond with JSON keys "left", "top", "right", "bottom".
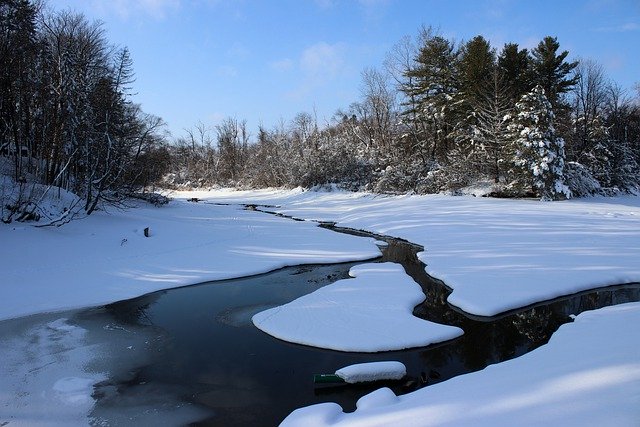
{"left": 52, "top": 0, "right": 639, "bottom": 138}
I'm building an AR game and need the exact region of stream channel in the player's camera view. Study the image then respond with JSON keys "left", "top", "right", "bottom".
{"left": 3, "top": 204, "right": 640, "bottom": 426}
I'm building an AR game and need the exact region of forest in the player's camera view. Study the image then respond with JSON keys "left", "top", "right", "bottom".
{"left": 2, "top": 0, "right": 639, "bottom": 224}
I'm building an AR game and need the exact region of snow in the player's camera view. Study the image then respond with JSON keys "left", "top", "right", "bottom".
{"left": 280, "top": 301, "right": 640, "bottom": 426}
{"left": 335, "top": 361, "right": 407, "bottom": 384}
{"left": 196, "top": 189, "right": 640, "bottom": 317}
{"left": 0, "top": 310, "right": 211, "bottom": 426}
{"left": 2, "top": 186, "right": 640, "bottom": 425}
{"left": 252, "top": 263, "right": 463, "bottom": 352}
{"left": 0, "top": 195, "right": 380, "bottom": 321}
{"left": 53, "top": 378, "right": 97, "bottom": 405}
{"left": 0, "top": 317, "right": 107, "bottom": 426}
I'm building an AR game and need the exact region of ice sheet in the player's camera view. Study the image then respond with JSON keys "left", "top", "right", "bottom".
{"left": 252, "top": 263, "right": 463, "bottom": 352}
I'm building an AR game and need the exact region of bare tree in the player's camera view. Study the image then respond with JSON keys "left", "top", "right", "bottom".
{"left": 569, "top": 59, "right": 609, "bottom": 159}
{"left": 216, "top": 117, "right": 248, "bottom": 183}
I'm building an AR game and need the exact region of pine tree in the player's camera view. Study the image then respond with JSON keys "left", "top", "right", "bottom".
{"left": 497, "top": 43, "right": 531, "bottom": 104}
{"left": 530, "top": 36, "right": 578, "bottom": 109}
{"left": 506, "top": 85, "right": 571, "bottom": 200}
{"left": 402, "top": 34, "right": 459, "bottom": 164}
{"left": 458, "top": 36, "right": 495, "bottom": 102}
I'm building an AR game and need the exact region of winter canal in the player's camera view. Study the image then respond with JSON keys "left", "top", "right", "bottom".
{"left": 1, "top": 209, "right": 639, "bottom": 426}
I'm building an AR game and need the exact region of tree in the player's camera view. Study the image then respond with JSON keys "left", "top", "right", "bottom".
{"left": 458, "top": 36, "right": 495, "bottom": 103}
{"left": 568, "top": 59, "right": 609, "bottom": 158}
{"left": 455, "top": 36, "right": 497, "bottom": 176}
{"left": 564, "top": 59, "right": 615, "bottom": 187}
{"left": 507, "top": 85, "right": 571, "bottom": 200}
{"left": 402, "top": 32, "right": 459, "bottom": 165}
{"left": 0, "top": 0, "right": 39, "bottom": 181}
{"left": 602, "top": 83, "right": 640, "bottom": 190}
{"left": 339, "top": 67, "right": 397, "bottom": 166}
{"left": 530, "top": 36, "right": 578, "bottom": 109}
{"left": 497, "top": 43, "right": 531, "bottom": 104}
{"left": 1, "top": 3, "right": 168, "bottom": 222}
{"left": 216, "top": 117, "right": 248, "bottom": 183}
{"left": 472, "top": 69, "right": 513, "bottom": 182}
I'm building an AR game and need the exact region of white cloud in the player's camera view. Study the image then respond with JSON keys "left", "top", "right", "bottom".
{"left": 285, "top": 42, "right": 349, "bottom": 100}
{"left": 300, "top": 42, "right": 346, "bottom": 79}
{"left": 208, "top": 112, "right": 227, "bottom": 125}
{"left": 269, "top": 58, "right": 294, "bottom": 72}
{"left": 520, "top": 36, "right": 541, "bottom": 50}
{"left": 603, "top": 54, "right": 625, "bottom": 71}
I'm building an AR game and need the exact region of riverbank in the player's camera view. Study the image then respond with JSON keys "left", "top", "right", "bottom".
{"left": 0, "top": 196, "right": 380, "bottom": 321}
{"left": 1, "top": 188, "right": 639, "bottom": 426}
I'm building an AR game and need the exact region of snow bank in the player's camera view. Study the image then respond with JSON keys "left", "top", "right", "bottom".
{"left": 335, "top": 361, "right": 407, "bottom": 384}
{"left": 198, "top": 189, "right": 640, "bottom": 317}
{"left": 252, "top": 263, "right": 463, "bottom": 352}
{"left": 0, "top": 197, "right": 380, "bottom": 321}
{"left": 281, "top": 302, "right": 640, "bottom": 426}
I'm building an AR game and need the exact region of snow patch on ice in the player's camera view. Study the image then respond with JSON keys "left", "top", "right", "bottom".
{"left": 335, "top": 361, "right": 406, "bottom": 384}
{"left": 53, "top": 377, "right": 96, "bottom": 405}
{"left": 0, "top": 315, "right": 106, "bottom": 425}
{"left": 252, "top": 263, "right": 463, "bottom": 352}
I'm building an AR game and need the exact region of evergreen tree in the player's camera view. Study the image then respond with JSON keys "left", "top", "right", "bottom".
{"left": 530, "top": 36, "right": 578, "bottom": 109}
{"left": 458, "top": 36, "right": 495, "bottom": 102}
{"left": 402, "top": 34, "right": 459, "bottom": 164}
{"left": 507, "top": 85, "right": 571, "bottom": 200}
{"left": 455, "top": 36, "right": 497, "bottom": 175}
{"left": 577, "top": 115, "right": 613, "bottom": 187}
{"left": 497, "top": 43, "right": 531, "bottom": 104}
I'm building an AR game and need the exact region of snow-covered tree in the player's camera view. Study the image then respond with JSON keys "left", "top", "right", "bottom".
{"left": 472, "top": 70, "right": 513, "bottom": 182}
{"left": 402, "top": 32, "right": 459, "bottom": 165}
{"left": 507, "top": 85, "right": 571, "bottom": 200}
{"left": 576, "top": 115, "right": 613, "bottom": 187}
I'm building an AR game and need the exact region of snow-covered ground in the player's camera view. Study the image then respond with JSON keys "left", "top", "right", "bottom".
{"left": 281, "top": 302, "right": 640, "bottom": 427}
{"left": 2, "top": 187, "right": 639, "bottom": 426}
{"left": 0, "top": 196, "right": 380, "bottom": 321}
{"left": 194, "top": 188, "right": 640, "bottom": 317}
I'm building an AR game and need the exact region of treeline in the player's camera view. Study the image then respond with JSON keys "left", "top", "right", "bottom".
{"left": 167, "top": 27, "right": 640, "bottom": 200}
{"left": 0, "top": 0, "right": 167, "bottom": 223}
{"left": 3, "top": 0, "right": 639, "bottom": 225}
